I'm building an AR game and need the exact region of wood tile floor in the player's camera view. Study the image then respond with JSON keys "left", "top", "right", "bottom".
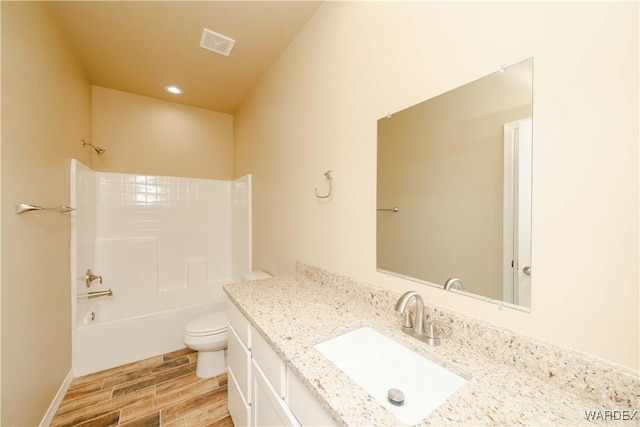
{"left": 50, "top": 348, "right": 233, "bottom": 427}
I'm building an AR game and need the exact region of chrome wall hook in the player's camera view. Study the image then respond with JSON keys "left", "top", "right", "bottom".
{"left": 315, "top": 170, "right": 333, "bottom": 199}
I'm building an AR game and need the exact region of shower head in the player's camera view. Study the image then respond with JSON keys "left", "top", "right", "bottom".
{"left": 82, "top": 140, "right": 107, "bottom": 156}
{"left": 94, "top": 146, "right": 107, "bottom": 156}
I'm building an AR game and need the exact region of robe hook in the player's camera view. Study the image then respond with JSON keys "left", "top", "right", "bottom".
{"left": 315, "top": 170, "right": 333, "bottom": 199}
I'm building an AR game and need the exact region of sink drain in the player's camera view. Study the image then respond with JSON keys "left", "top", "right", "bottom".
{"left": 387, "top": 388, "right": 405, "bottom": 406}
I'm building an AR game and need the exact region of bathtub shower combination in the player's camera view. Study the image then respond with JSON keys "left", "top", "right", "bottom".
{"left": 71, "top": 160, "right": 252, "bottom": 375}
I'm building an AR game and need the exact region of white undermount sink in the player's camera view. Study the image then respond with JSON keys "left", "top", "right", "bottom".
{"left": 314, "top": 327, "right": 467, "bottom": 425}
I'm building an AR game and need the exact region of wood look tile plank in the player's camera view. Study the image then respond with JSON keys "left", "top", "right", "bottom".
{"left": 55, "top": 389, "right": 113, "bottom": 417}
{"left": 120, "top": 377, "right": 219, "bottom": 423}
{"left": 118, "top": 411, "right": 161, "bottom": 427}
{"left": 184, "top": 399, "right": 230, "bottom": 427}
{"left": 103, "top": 357, "right": 191, "bottom": 389}
{"left": 160, "top": 387, "right": 228, "bottom": 424}
{"left": 163, "top": 348, "right": 194, "bottom": 361}
{"left": 50, "top": 387, "right": 155, "bottom": 427}
{"left": 155, "top": 373, "right": 208, "bottom": 396}
{"left": 215, "top": 373, "right": 227, "bottom": 388}
{"left": 61, "top": 380, "right": 105, "bottom": 403}
{"left": 112, "top": 366, "right": 194, "bottom": 398}
{"left": 74, "top": 410, "right": 120, "bottom": 427}
{"left": 161, "top": 417, "right": 186, "bottom": 427}
{"left": 204, "top": 415, "right": 234, "bottom": 427}
{"left": 71, "top": 356, "right": 164, "bottom": 387}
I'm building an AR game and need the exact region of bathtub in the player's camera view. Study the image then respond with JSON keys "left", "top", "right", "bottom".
{"left": 73, "top": 296, "right": 227, "bottom": 376}
{"left": 70, "top": 162, "right": 251, "bottom": 377}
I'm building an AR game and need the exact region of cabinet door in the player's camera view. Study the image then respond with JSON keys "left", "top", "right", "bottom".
{"left": 228, "top": 324, "right": 251, "bottom": 403}
{"left": 251, "top": 326, "right": 286, "bottom": 397}
{"left": 252, "top": 360, "right": 300, "bottom": 427}
{"left": 228, "top": 366, "right": 251, "bottom": 427}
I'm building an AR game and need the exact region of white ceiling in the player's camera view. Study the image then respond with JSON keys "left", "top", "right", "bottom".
{"left": 50, "top": 1, "right": 322, "bottom": 114}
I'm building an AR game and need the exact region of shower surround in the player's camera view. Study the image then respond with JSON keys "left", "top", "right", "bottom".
{"left": 71, "top": 160, "right": 251, "bottom": 375}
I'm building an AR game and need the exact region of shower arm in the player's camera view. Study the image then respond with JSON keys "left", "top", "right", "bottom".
{"left": 82, "top": 140, "right": 107, "bottom": 156}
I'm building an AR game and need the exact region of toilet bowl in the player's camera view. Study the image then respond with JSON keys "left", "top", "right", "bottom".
{"left": 183, "top": 271, "right": 271, "bottom": 378}
{"left": 183, "top": 311, "right": 228, "bottom": 378}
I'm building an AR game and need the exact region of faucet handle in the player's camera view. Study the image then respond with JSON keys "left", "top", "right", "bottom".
{"left": 425, "top": 320, "right": 452, "bottom": 346}
{"left": 85, "top": 269, "right": 103, "bottom": 288}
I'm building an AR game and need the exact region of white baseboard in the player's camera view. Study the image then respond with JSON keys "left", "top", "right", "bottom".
{"left": 40, "top": 369, "right": 74, "bottom": 427}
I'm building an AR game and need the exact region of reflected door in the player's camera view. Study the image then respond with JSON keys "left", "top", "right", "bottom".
{"left": 503, "top": 118, "right": 532, "bottom": 308}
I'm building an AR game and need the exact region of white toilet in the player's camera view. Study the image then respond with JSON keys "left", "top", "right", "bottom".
{"left": 183, "top": 270, "right": 271, "bottom": 378}
{"left": 240, "top": 270, "right": 272, "bottom": 282}
{"left": 183, "top": 311, "right": 229, "bottom": 378}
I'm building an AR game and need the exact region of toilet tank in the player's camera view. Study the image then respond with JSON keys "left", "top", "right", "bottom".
{"left": 241, "top": 270, "right": 271, "bottom": 281}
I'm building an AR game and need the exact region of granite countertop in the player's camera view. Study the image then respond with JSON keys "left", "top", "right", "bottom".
{"left": 224, "top": 269, "right": 638, "bottom": 426}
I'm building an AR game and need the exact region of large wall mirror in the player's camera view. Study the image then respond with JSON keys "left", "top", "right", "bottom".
{"left": 377, "top": 58, "right": 533, "bottom": 310}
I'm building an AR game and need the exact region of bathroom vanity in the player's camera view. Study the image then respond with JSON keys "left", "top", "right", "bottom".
{"left": 225, "top": 263, "right": 638, "bottom": 426}
{"left": 227, "top": 299, "right": 335, "bottom": 426}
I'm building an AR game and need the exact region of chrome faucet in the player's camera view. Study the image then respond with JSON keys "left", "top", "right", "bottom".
{"left": 395, "top": 291, "right": 452, "bottom": 346}
{"left": 394, "top": 291, "right": 426, "bottom": 337}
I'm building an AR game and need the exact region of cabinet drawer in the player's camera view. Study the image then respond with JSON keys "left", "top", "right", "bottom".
{"left": 228, "top": 367, "right": 251, "bottom": 427}
{"left": 227, "top": 324, "right": 251, "bottom": 403}
{"left": 228, "top": 301, "right": 251, "bottom": 349}
{"left": 287, "top": 368, "right": 337, "bottom": 426}
{"left": 251, "top": 326, "right": 286, "bottom": 398}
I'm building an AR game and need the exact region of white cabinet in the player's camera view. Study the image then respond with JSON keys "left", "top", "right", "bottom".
{"left": 228, "top": 366, "right": 250, "bottom": 427}
{"left": 251, "top": 325, "right": 286, "bottom": 397}
{"left": 286, "top": 368, "right": 337, "bottom": 427}
{"left": 228, "top": 299, "right": 252, "bottom": 347}
{"left": 252, "top": 360, "right": 299, "bottom": 427}
{"left": 228, "top": 302, "right": 252, "bottom": 425}
{"left": 228, "top": 324, "right": 251, "bottom": 401}
{"left": 227, "top": 300, "right": 336, "bottom": 427}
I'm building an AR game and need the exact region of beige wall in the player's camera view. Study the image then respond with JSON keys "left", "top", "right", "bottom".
{"left": 92, "top": 86, "right": 233, "bottom": 180}
{"left": 235, "top": 2, "right": 639, "bottom": 370}
{"left": 1, "top": 2, "right": 92, "bottom": 425}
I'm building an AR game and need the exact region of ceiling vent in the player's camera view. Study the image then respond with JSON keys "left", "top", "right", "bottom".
{"left": 199, "top": 28, "right": 235, "bottom": 57}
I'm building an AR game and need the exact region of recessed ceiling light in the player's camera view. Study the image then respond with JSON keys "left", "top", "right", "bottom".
{"left": 164, "top": 85, "right": 183, "bottom": 95}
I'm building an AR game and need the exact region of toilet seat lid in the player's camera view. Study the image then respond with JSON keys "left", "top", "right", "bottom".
{"left": 185, "top": 312, "right": 227, "bottom": 336}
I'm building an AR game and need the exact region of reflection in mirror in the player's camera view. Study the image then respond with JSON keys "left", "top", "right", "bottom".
{"left": 377, "top": 58, "right": 533, "bottom": 310}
